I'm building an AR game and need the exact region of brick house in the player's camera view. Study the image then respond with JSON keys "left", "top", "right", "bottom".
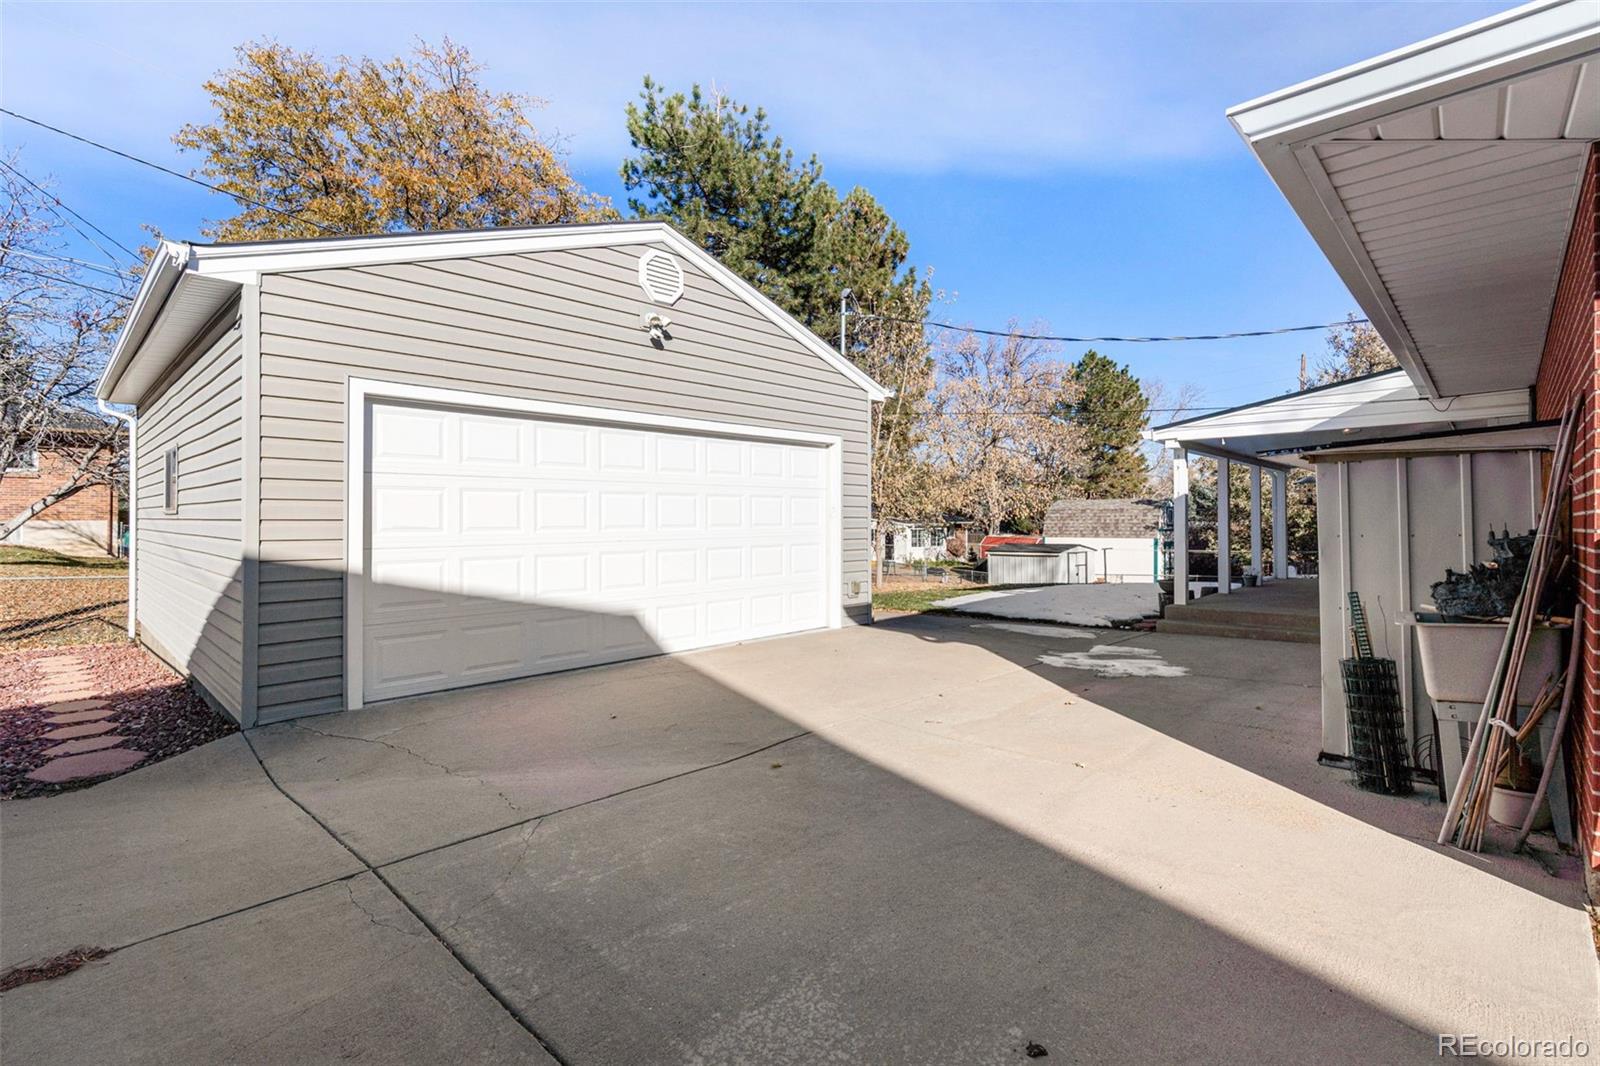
{"left": 1150, "top": 2, "right": 1600, "bottom": 893}
{"left": 2, "top": 414, "right": 122, "bottom": 556}
{"left": 1536, "top": 143, "right": 1598, "bottom": 890}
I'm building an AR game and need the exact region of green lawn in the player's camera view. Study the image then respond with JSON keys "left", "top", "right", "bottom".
{"left": 0, "top": 546, "right": 127, "bottom": 576}
{"left": 872, "top": 585, "right": 992, "bottom": 614}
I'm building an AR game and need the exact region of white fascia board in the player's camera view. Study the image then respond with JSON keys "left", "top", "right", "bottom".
{"left": 188, "top": 221, "right": 891, "bottom": 401}
{"left": 95, "top": 241, "right": 191, "bottom": 402}
{"left": 1228, "top": 0, "right": 1600, "bottom": 146}
{"left": 1227, "top": 0, "right": 1600, "bottom": 400}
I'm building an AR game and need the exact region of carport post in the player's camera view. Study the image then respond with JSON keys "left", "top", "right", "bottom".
{"left": 1216, "top": 457, "right": 1230, "bottom": 595}
{"left": 1249, "top": 465, "right": 1263, "bottom": 581}
{"left": 1271, "top": 469, "right": 1288, "bottom": 579}
{"left": 1170, "top": 445, "right": 1189, "bottom": 606}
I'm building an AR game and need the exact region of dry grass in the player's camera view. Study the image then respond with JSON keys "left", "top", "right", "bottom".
{"left": 0, "top": 546, "right": 129, "bottom": 650}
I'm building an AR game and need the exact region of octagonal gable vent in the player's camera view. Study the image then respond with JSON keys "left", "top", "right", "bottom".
{"left": 637, "top": 249, "right": 685, "bottom": 305}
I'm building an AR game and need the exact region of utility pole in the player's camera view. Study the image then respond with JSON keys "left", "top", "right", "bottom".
{"left": 839, "top": 287, "right": 852, "bottom": 356}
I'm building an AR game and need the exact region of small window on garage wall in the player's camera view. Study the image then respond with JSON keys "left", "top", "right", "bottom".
{"left": 163, "top": 447, "right": 179, "bottom": 513}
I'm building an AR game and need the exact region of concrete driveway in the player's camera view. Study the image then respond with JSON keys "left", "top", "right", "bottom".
{"left": 4, "top": 617, "right": 1595, "bottom": 1064}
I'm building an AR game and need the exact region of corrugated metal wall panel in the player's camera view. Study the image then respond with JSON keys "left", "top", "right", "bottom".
{"left": 1316, "top": 449, "right": 1540, "bottom": 759}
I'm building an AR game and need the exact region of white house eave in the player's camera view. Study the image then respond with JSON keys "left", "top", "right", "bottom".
{"left": 1227, "top": 0, "right": 1600, "bottom": 146}
{"left": 1227, "top": 0, "right": 1600, "bottom": 401}
{"left": 186, "top": 221, "right": 890, "bottom": 401}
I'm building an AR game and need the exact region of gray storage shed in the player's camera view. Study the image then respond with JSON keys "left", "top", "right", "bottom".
{"left": 987, "top": 542, "right": 1089, "bottom": 586}
{"left": 96, "top": 223, "right": 888, "bottom": 725}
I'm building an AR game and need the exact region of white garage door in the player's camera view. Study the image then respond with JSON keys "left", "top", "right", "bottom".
{"left": 360, "top": 401, "right": 835, "bottom": 703}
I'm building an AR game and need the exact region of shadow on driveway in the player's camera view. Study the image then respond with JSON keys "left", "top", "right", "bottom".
{"left": 4, "top": 614, "right": 1595, "bottom": 1064}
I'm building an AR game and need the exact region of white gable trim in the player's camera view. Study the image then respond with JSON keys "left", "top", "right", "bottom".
{"left": 100, "top": 221, "right": 889, "bottom": 403}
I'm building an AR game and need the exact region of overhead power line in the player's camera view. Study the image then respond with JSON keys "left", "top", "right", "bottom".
{"left": 855, "top": 312, "right": 1369, "bottom": 344}
{"left": 0, "top": 156, "right": 140, "bottom": 264}
{"left": 1, "top": 107, "right": 339, "bottom": 235}
{"left": 5, "top": 109, "right": 1368, "bottom": 353}
{"left": 6, "top": 262, "right": 132, "bottom": 299}
{"left": 9, "top": 247, "right": 136, "bottom": 280}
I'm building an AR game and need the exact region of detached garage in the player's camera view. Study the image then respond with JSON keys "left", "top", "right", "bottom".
{"left": 96, "top": 223, "right": 887, "bottom": 725}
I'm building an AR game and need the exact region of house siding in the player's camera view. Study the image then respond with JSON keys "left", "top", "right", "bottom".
{"left": 134, "top": 310, "right": 246, "bottom": 719}
{"left": 254, "top": 242, "right": 873, "bottom": 721}
{"left": 1533, "top": 144, "right": 1599, "bottom": 886}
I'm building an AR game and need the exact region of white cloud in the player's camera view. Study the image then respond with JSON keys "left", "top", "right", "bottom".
{"left": 2, "top": 1, "right": 1515, "bottom": 179}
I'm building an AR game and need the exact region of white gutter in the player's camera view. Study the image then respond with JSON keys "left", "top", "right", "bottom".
{"left": 95, "top": 398, "right": 136, "bottom": 639}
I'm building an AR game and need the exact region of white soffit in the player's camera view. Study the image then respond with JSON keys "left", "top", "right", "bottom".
{"left": 1229, "top": 0, "right": 1600, "bottom": 400}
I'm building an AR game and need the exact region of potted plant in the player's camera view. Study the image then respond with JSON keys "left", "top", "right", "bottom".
{"left": 1242, "top": 566, "right": 1259, "bottom": 588}
{"left": 1488, "top": 736, "right": 1551, "bottom": 830}
{"left": 1410, "top": 529, "right": 1568, "bottom": 706}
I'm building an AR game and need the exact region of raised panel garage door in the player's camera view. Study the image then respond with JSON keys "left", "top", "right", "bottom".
{"left": 361, "top": 401, "right": 835, "bottom": 703}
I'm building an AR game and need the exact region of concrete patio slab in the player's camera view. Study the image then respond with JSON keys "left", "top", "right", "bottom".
{"left": 1, "top": 735, "right": 362, "bottom": 968}
{"left": 4, "top": 618, "right": 1594, "bottom": 1064}
{"left": 248, "top": 653, "right": 808, "bottom": 865}
{"left": 386, "top": 733, "right": 1434, "bottom": 1064}
{"left": 0, "top": 874, "right": 554, "bottom": 1066}
{"left": 932, "top": 582, "right": 1160, "bottom": 626}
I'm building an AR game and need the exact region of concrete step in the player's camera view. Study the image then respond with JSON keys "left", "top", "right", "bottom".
{"left": 1154, "top": 618, "right": 1320, "bottom": 644}
{"left": 1161, "top": 605, "right": 1320, "bottom": 634}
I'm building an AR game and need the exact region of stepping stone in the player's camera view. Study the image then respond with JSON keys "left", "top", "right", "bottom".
{"left": 26, "top": 748, "right": 146, "bottom": 783}
{"left": 47, "top": 709, "right": 116, "bottom": 725}
{"left": 36, "top": 690, "right": 99, "bottom": 703}
{"left": 43, "top": 699, "right": 108, "bottom": 714}
{"left": 42, "top": 735, "right": 126, "bottom": 758}
{"left": 41, "top": 721, "right": 118, "bottom": 741}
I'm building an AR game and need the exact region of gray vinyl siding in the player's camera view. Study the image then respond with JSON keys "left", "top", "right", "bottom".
{"left": 254, "top": 242, "right": 873, "bottom": 720}
{"left": 135, "top": 312, "right": 246, "bottom": 719}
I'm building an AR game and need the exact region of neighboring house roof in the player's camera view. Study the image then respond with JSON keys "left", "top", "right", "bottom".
{"left": 1228, "top": 0, "right": 1600, "bottom": 399}
{"left": 1043, "top": 499, "right": 1162, "bottom": 539}
{"left": 97, "top": 221, "right": 890, "bottom": 405}
{"left": 39, "top": 406, "right": 113, "bottom": 433}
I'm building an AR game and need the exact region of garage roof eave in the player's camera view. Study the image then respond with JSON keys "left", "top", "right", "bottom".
{"left": 101, "top": 221, "right": 891, "bottom": 406}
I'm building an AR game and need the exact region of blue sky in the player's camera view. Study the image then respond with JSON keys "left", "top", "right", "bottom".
{"left": 2, "top": 1, "right": 1515, "bottom": 412}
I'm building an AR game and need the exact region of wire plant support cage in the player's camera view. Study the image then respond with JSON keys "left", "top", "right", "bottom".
{"left": 1341, "top": 592, "right": 1412, "bottom": 796}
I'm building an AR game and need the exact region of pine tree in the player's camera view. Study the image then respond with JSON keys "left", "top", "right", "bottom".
{"left": 1063, "top": 351, "right": 1149, "bottom": 498}
{"left": 620, "top": 78, "right": 923, "bottom": 353}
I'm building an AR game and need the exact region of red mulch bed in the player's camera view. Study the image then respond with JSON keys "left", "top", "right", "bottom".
{"left": 0, "top": 644, "right": 237, "bottom": 800}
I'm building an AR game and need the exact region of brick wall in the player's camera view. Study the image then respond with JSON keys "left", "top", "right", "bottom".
{"left": 1, "top": 447, "right": 116, "bottom": 527}
{"left": 1533, "top": 144, "right": 1600, "bottom": 883}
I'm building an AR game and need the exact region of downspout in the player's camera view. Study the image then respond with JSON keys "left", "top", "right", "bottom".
{"left": 97, "top": 399, "right": 135, "bottom": 639}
